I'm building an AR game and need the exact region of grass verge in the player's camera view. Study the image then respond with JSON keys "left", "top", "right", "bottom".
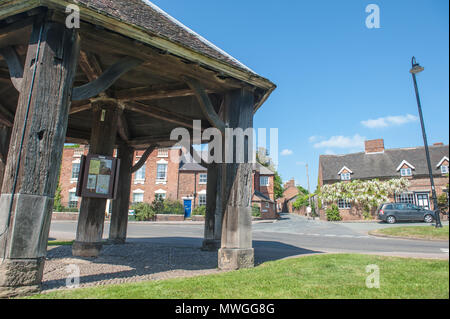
{"left": 370, "top": 225, "right": 449, "bottom": 241}
{"left": 28, "top": 254, "right": 448, "bottom": 299}
{"left": 47, "top": 240, "right": 74, "bottom": 246}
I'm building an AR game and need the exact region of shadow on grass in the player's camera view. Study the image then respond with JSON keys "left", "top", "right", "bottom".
{"left": 42, "top": 237, "right": 322, "bottom": 291}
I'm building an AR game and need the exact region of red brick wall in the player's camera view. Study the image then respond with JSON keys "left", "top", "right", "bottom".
{"left": 178, "top": 171, "right": 207, "bottom": 208}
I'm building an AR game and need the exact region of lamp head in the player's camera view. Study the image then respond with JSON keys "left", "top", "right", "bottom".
{"left": 410, "top": 57, "right": 424, "bottom": 74}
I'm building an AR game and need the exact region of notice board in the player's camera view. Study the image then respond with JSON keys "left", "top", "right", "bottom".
{"left": 76, "top": 154, "right": 121, "bottom": 199}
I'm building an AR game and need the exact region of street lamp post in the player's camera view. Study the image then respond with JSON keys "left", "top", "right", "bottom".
{"left": 410, "top": 57, "right": 442, "bottom": 228}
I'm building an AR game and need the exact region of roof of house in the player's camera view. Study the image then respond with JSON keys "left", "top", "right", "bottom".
{"left": 253, "top": 162, "right": 275, "bottom": 175}
{"left": 320, "top": 144, "right": 449, "bottom": 182}
{"left": 253, "top": 191, "right": 273, "bottom": 202}
{"left": 73, "top": 0, "right": 259, "bottom": 76}
{"left": 282, "top": 186, "right": 300, "bottom": 201}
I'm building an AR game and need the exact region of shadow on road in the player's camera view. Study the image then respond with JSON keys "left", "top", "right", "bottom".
{"left": 42, "top": 237, "right": 322, "bottom": 291}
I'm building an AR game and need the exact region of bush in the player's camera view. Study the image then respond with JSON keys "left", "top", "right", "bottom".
{"left": 162, "top": 199, "right": 185, "bottom": 215}
{"left": 325, "top": 204, "right": 342, "bottom": 222}
{"left": 193, "top": 205, "right": 206, "bottom": 216}
{"left": 132, "top": 202, "right": 155, "bottom": 221}
{"left": 252, "top": 205, "right": 261, "bottom": 217}
{"left": 438, "top": 193, "right": 449, "bottom": 213}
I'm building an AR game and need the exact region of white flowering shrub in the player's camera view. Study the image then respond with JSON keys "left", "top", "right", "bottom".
{"left": 318, "top": 178, "right": 410, "bottom": 211}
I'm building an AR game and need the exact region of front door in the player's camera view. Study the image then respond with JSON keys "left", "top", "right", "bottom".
{"left": 416, "top": 193, "right": 430, "bottom": 210}
{"left": 184, "top": 199, "right": 192, "bottom": 218}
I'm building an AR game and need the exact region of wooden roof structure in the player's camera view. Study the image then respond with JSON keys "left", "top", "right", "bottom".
{"left": 0, "top": 0, "right": 276, "bottom": 149}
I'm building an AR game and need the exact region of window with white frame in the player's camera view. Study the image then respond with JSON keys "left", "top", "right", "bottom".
{"left": 134, "top": 165, "right": 146, "bottom": 182}
{"left": 338, "top": 199, "right": 351, "bottom": 209}
{"left": 157, "top": 148, "right": 169, "bottom": 158}
{"left": 68, "top": 191, "right": 78, "bottom": 208}
{"left": 71, "top": 162, "right": 80, "bottom": 180}
{"left": 260, "top": 176, "right": 269, "bottom": 187}
{"left": 132, "top": 192, "right": 144, "bottom": 204}
{"left": 156, "top": 163, "right": 168, "bottom": 182}
{"left": 441, "top": 165, "right": 449, "bottom": 174}
{"left": 400, "top": 168, "right": 412, "bottom": 177}
{"left": 395, "top": 192, "right": 415, "bottom": 204}
{"left": 155, "top": 190, "right": 166, "bottom": 201}
{"left": 199, "top": 173, "right": 207, "bottom": 184}
{"left": 199, "top": 194, "right": 207, "bottom": 206}
{"left": 340, "top": 173, "right": 351, "bottom": 181}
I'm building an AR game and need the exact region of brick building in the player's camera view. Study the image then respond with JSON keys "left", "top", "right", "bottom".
{"left": 277, "top": 179, "right": 301, "bottom": 213}
{"left": 58, "top": 145, "right": 276, "bottom": 217}
{"left": 318, "top": 139, "right": 449, "bottom": 220}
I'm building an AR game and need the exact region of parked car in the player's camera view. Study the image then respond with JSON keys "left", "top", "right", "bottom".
{"left": 377, "top": 203, "right": 437, "bottom": 224}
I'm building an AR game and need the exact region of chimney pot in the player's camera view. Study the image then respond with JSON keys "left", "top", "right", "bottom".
{"left": 365, "top": 139, "right": 385, "bottom": 154}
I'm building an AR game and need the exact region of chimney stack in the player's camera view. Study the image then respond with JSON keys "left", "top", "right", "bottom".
{"left": 433, "top": 142, "right": 444, "bottom": 146}
{"left": 365, "top": 139, "right": 385, "bottom": 154}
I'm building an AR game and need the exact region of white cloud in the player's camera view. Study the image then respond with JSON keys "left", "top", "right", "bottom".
{"left": 361, "top": 114, "right": 418, "bottom": 129}
{"left": 313, "top": 134, "right": 366, "bottom": 150}
{"left": 281, "top": 149, "right": 293, "bottom": 156}
{"left": 324, "top": 149, "right": 336, "bottom": 155}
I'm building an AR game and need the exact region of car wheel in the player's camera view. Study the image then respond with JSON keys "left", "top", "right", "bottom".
{"left": 424, "top": 214, "right": 434, "bottom": 223}
{"left": 386, "top": 216, "right": 397, "bottom": 224}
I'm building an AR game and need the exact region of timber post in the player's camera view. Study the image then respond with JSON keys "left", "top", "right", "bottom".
{"left": 0, "top": 18, "right": 79, "bottom": 297}
{"left": 218, "top": 88, "right": 255, "bottom": 270}
{"left": 72, "top": 100, "right": 119, "bottom": 257}
{"left": 202, "top": 162, "right": 221, "bottom": 251}
{"left": 0, "top": 126, "right": 11, "bottom": 192}
{"left": 108, "top": 140, "right": 133, "bottom": 244}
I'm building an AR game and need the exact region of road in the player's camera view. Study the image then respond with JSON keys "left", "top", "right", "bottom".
{"left": 49, "top": 214, "right": 449, "bottom": 261}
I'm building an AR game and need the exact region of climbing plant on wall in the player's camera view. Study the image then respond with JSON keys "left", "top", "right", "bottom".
{"left": 318, "top": 178, "right": 410, "bottom": 210}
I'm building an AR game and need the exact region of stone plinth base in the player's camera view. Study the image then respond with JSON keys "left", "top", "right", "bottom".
{"left": 0, "top": 258, "right": 44, "bottom": 298}
{"left": 201, "top": 239, "right": 220, "bottom": 251}
{"left": 72, "top": 241, "right": 102, "bottom": 257}
{"left": 218, "top": 248, "right": 254, "bottom": 270}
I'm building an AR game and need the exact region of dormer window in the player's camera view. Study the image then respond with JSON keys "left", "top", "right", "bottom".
{"left": 400, "top": 168, "right": 412, "bottom": 177}
{"left": 338, "top": 166, "right": 352, "bottom": 181}
{"left": 396, "top": 160, "right": 415, "bottom": 177}
{"left": 436, "top": 156, "right": 449, "bottom": 175}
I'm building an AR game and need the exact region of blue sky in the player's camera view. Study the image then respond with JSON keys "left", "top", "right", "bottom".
{"left": 152, "top": 0, "right": 449, "bottom": 190}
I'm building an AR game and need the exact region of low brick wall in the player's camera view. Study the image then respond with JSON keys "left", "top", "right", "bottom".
{"left": 155, "top": 214, "right": 184, "bottom": 222}
{"left": 52, "top": 212, "right": 79, "bottom": 221}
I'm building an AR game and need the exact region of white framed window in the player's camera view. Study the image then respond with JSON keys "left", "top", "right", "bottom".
{"left": 134, "top": 165, "right": 146, "bottom": 182}
{"left": 73, "top": 149, "right": 83, "bottom": 158}
{"left": 400, "top": 168, "right": 412, "bottom": 177}
{"left": 340, "top": 173, "right": 351, "bottom": 181}
{"left": 71, "top": 162, "right": 80, "bottom": 180}
{"left": 260, "top": 176, "right": 269, "bottom": 187}
{"left": 155, "top": 189, "right": 167, "bottom": 201}
{"left": 338, "top": 199, "right": 351, "bottom": 209}
{"left": 199, "top": 194, "right": 207, "bottom": 206}
{"left": 395, "top": 192, "right": 415, "bottom": 204}
{"left": 199, "top": 173, "right": 207, "bottom": 184}
{"left": 68, "top": 191, "right": 78, "bottom": 208}
{"left": 441, "top": 165, "right": 449, "bottom": 174}
{"left": 157, "top": 148, "right": 169, "bottom": 158}
{"left": 265, "top": 202, "right": 270, "bottom": 208}
{"left": 156, "top": 163, "right": 168, "bottom": 183}
{"left": 132, "top": 192, "right": 144, "bottom": 204}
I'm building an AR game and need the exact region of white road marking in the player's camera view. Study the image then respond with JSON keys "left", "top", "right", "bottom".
{"left": 441, "top": 248, "right": 449, "bottom": 254}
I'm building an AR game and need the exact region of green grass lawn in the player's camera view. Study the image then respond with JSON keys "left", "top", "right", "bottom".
{"left": 47, "top": 240, "right": 74, "bottom": 246}
{"left": 28, "top": 254, "right": 449, "bottom": 299}
{"left": 370, "top": 226, "right": 449, "bottom": 241}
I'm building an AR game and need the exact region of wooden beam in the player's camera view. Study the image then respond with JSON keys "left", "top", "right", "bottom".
{"left": 69, "top": 103, "right": 91, "bottom": 115}
{"left": 114, "top": 83, "right": 207, "bottom": 102}
{"left": 72, "top": 56, "right": 143, "bottom": 101}
{"left": 124, "top": 101, "right": 195, "bottom": 129}
{"left": 128, "top": 135, "right": 175, "bottom": 149}
{"left": 78, "top": 50, "right": 102, "bottom": 81}
{"left": 131, "top": 145, "right": 155, "bottom": 174}
{"left": 184, "top": 76, "right": 226, "bottom": 133}
{"left": 117, "top": 110, "right": 130, "bottom": 142}
{"left": 0, "top": 46, "right": 23, "bottom": 91}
